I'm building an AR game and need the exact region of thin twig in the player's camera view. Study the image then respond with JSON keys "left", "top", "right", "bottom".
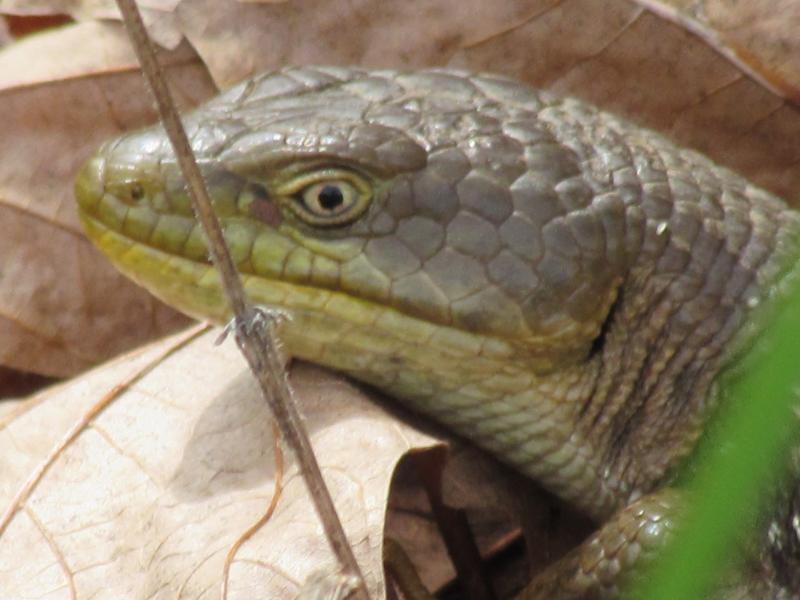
{"left": 113, "top": 2, "right": 369, "bottom": 598}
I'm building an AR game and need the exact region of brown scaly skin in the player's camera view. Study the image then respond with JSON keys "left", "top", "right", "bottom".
{"left": 74, "top": 67, "right": 800, "bottom": 597}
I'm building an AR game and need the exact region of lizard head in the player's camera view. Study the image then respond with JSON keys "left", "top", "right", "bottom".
{"left": 75, "top": 66, "right": 625, "bottom": 402}
{"left": 77, "top": 67, "right": 788, "bottom": 517}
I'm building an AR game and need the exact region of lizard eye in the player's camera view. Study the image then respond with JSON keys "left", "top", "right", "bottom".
{"left": 284, "top": 169, "right": 372, "bottom": 227}
{"left": 299, "top": 181, "right": 356, "bottom": 218}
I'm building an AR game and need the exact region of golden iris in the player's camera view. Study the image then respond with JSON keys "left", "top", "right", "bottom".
{"left": 281, "top": 168, "right": 372, "bottom": 227}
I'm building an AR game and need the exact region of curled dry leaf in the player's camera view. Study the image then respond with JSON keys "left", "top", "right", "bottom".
{"left": 0, "top": 327, "right": 443, "bottom": 599}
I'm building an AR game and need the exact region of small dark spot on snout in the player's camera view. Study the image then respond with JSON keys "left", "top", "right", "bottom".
{"left": 248, "top": 183, "right": 283, "bottom": 228}
{"left": 387, "top": 355, "right": 406, "bottom": 368}
{"left": 130, "top": 183, "right": 144, "bottom": 201}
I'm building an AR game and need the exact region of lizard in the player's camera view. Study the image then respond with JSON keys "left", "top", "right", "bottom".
{"left": 73, "top": 66, "right": 800, "bottom": 598}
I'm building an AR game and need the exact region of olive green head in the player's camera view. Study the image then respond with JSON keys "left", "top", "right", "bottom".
{"left": 75, "top": 66, "right": 624, "bottom": 397}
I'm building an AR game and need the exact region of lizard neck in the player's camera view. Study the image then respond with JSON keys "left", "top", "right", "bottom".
{"left": 573, "top": 202, "right": 800, "bottom": 504}
{"left": 276, "top": 303, "right": 621, "bottom": 519}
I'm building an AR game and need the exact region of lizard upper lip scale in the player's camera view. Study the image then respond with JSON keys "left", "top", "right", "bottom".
{"left": 75, "top": 66, "right": 800, "bottom": 597}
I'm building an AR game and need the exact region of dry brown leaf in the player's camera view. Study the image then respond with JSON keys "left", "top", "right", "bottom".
{"left": 0, "top": 15, "right": 9, "bottom": 46}
{"left": 0, "top": 327, "right": 442, "bottom": 599}
{"left": 171, "top": 1, "right": 556, "bottom": 88}
{"left": 0, "top": 21, "right": 218, "bottom": 377}
{"left": 238, "top": 0, "right": 291, "bottom": 5}
{"left": 0, "top": 0, "right": 184, "bottom": 48}
{"left": 384, "top": 447, "right": 587, "bottom": 596}
{"left": 638, "top": 0, "right": 800, "bottom": 100}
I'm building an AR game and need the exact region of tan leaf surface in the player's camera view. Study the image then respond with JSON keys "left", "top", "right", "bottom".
{"left": 0, "top": 326, "right": 442, "bottom": 599}
{"left": 0, "top": 21, "right": 217, "bottom": 377}
{"left": 638, "top": 0, "right": 800, "bottom": 100}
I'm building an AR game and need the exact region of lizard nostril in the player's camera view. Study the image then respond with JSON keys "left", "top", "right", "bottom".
{"left": 129, "top": 183, "right": 145, "bottom": 202}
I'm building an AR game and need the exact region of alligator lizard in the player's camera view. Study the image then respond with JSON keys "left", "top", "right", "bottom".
{"left": 74, "top": 67, "right": 800, "bottom": 597}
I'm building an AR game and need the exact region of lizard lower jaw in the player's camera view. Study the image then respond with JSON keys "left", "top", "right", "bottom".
{"left": 79, "top": 212, "right": 530, "bottom": 395}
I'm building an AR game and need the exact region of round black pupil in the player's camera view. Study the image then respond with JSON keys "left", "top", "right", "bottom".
{"left": 317, "top": 185, "right": 344, "bottom": 211}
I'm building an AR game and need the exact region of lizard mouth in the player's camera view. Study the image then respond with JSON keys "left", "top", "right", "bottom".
{"left": 75, "top": 152, "right": 575, "bottom": 381}
{"left": 79, "top": 208, "right": 533, "bottom": 403}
